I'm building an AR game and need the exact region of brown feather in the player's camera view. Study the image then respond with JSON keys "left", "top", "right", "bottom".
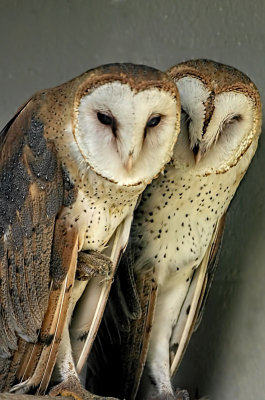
{"left": 123, "top": 266, "right": 158, "bottom": 400}
{"left": 86, "top": 256, "right": 158, "bottom": 400}
{"left": 0, "top": 99, "right": 65, "bottom": 391}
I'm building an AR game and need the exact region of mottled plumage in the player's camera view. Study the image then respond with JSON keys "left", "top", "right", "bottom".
{"left": 0, "top": 63, "right": 181, "bottom": 399}
{"left": 88, "top": 60, "right": 262, "bottom": 400}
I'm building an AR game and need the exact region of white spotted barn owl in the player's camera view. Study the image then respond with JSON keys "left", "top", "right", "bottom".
{"left": 0, "top": 63, "right": 181, "bottom": 399}
{"left": 87, "top": 60, "right": 262, "bottom": 400}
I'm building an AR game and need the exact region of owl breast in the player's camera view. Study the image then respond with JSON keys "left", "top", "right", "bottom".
{"left": 59, "top": 186, "right": 139, "bottom": 252}
{"left": 132, "top": 165, "right": 237, "bottom": 286}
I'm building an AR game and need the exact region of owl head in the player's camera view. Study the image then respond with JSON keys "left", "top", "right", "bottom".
{"left": 71, "top": 63, "right": 181, "bottom": 186}
{"left": 168, "top": 59, "right": 262, "bottom": 174}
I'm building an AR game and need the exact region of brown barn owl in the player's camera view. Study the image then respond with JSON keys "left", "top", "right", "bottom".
{"left": 87, "top": 60, "right": 262, "bottom": 400}
{"left": 0, "top": 63, "right": 181, "bottom": 399}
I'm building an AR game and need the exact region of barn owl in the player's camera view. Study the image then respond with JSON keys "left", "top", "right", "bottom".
{"left": 0, "top": 63, "right": 181, "bottom": 399}
{"left": 87, "top": 60, "right": 262, "bottom": 400}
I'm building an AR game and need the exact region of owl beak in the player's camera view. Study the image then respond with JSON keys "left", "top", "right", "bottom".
{"left": 193, "top": 144, "right": 202, "bottom": 165}
{"left": 125, "top": 154, "right": 134, "bottom": 172}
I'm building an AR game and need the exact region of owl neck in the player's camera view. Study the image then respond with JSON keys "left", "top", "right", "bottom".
{"left": 61, "top": 151, "right": 146, "bottom": 204}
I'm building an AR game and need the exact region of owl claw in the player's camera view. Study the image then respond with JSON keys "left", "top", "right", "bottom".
{"left": 175, "top": 388, "right": 190, "bottom": 400}
{"left": 9, "top": 378, "right": 35, "bottom": 394}
{"left": 76, "top": 251, "right": 113, "bottom": 281}
{"left": 150, "top": 389, "right": 190, "bottom": 400}
{"left": 49, "top": 374, "right": 118, "bottom": 400}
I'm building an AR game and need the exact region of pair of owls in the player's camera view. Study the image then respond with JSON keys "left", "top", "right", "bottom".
{"left": 0, "top": 59, "right": 261, "bottom": 400}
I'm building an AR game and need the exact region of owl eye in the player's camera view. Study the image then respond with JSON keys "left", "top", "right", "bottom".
{"left": 146, "top": 115, "right": 161, "bottom": 128}
{"left": 97, "top": 112, "right": 113, "bottom": 126}
{"left": 225, "top": 114, "right": 242, "bottom": 125}
{"left": 97, "top": 112, "right": 117, "bottom": 137}
{"left": 220, "top": 114, "right": 242, "bottom": 134}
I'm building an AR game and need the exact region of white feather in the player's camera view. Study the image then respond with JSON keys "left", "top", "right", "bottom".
{"left": 75, "top": 82, "right": 179, "bottom": 186}
{"left": 173, "top": 77, "right": 258, "bottom": 175}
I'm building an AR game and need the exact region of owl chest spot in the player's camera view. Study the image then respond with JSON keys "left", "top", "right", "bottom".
{"left": 59, "top": 188, "right": 135, "bottom": 251}
{"left": 144, "top": 210, "right": 208, "bottom": 276}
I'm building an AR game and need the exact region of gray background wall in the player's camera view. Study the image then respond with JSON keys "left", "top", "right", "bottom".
{"left": 0, "top": 1, "right": 264, "bottom": 399}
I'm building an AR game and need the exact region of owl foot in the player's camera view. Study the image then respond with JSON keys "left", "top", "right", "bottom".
{"left": 175, "top": 388, "right": 190, "bottom": 400}
{"left": 151, "top": 389, "right": 190, "bottom": 400}
{"left": 76, "top": 251, "right": 112, "bottom": 281}
{"left": 9, "top": 378, "right": 36, "bottom": 394}
{"left": 49, "top": 374, "right": 118, "bottom": 400}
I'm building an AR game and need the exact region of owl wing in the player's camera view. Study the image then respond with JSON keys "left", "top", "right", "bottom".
{"left": 85, "top": 241, "right": 158, "bottom": 400}
{"left": 68, "top": 212, "right": 135, "bottom": 377}
{"left": 0, "top": 100, "right": 79, "bottom": 393}
{"left": 170, "top": 214, "right": 226, "bottom": 375}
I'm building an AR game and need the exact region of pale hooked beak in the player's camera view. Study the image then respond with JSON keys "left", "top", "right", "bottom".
{"left": 193, "top": 144, "right": 202, "bottom": 165}
{"left": 125, "top": 154, "right": 134, "bottom": 172}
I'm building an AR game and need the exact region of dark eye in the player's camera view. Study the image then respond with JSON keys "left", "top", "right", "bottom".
{"left": 227, "top": 114, "right": 242, "bottom": 124}
{"left": 97, "top": 112, "right": 113, "bottom": 126}
{"left": 146, "top": 115, "right": 161, "bottom": 128}
{"left": 221, "top": 114, "right": 242, "bottom": 132}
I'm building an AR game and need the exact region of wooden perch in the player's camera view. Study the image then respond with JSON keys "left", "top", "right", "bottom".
{"left": 0, "top": 395, "right": 72, "bottom": 400}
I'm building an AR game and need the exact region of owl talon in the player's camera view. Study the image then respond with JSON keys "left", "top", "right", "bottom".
{"left": 175, "top": 388, "right": 190, "bottom": 400}
{"left": 9, "top": 379, "right": 35, "bottom": 394}
{"left": 49, "top": 374, "right": 118, "bottom": 400}
{"left": 76, "top": 251, "right": 113, "bottom": 281}
{"left": 149, "top": 389, "right": 189, "bottom": 400}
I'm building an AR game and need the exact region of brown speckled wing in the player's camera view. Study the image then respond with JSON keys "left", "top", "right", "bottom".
{"left": 0, "top": 100, "right": 78, "bottom": 392}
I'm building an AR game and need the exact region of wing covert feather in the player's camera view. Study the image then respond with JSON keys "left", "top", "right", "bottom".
{"left": 0, "top": 99, "right": 65, "bottom": 390}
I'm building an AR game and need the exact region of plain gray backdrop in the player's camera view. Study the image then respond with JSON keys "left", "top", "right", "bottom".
{"left": 0, "top": 1, "right": 264, "bottom": 399}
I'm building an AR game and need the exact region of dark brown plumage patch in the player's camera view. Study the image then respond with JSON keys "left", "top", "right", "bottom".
{"left": 27, "top": 118, "right": 58, "bottom": 183}
{"left": 40, "top": 333, "right": 55, "bottom": 346}
{"left": 0, "top": 143, "right": 30, "bottom": 237}
{"left": 26, "top": 118, "right": 46, "bottom": 156}
{"left": 202, "top": 92, "right": 215, "bottom": 136}
{"left": 50, "top": 246, "right": 65, "bottom": 284}
{"left": 0, "top": 100, "right": 66, "bottom": 390}
{"left": 62, "top": 168, "right": 77, "bottom": 207}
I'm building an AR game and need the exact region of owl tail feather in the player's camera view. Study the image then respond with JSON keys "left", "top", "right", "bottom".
{"left": 5, "top": 224, "right": 79, "bottom": 395}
